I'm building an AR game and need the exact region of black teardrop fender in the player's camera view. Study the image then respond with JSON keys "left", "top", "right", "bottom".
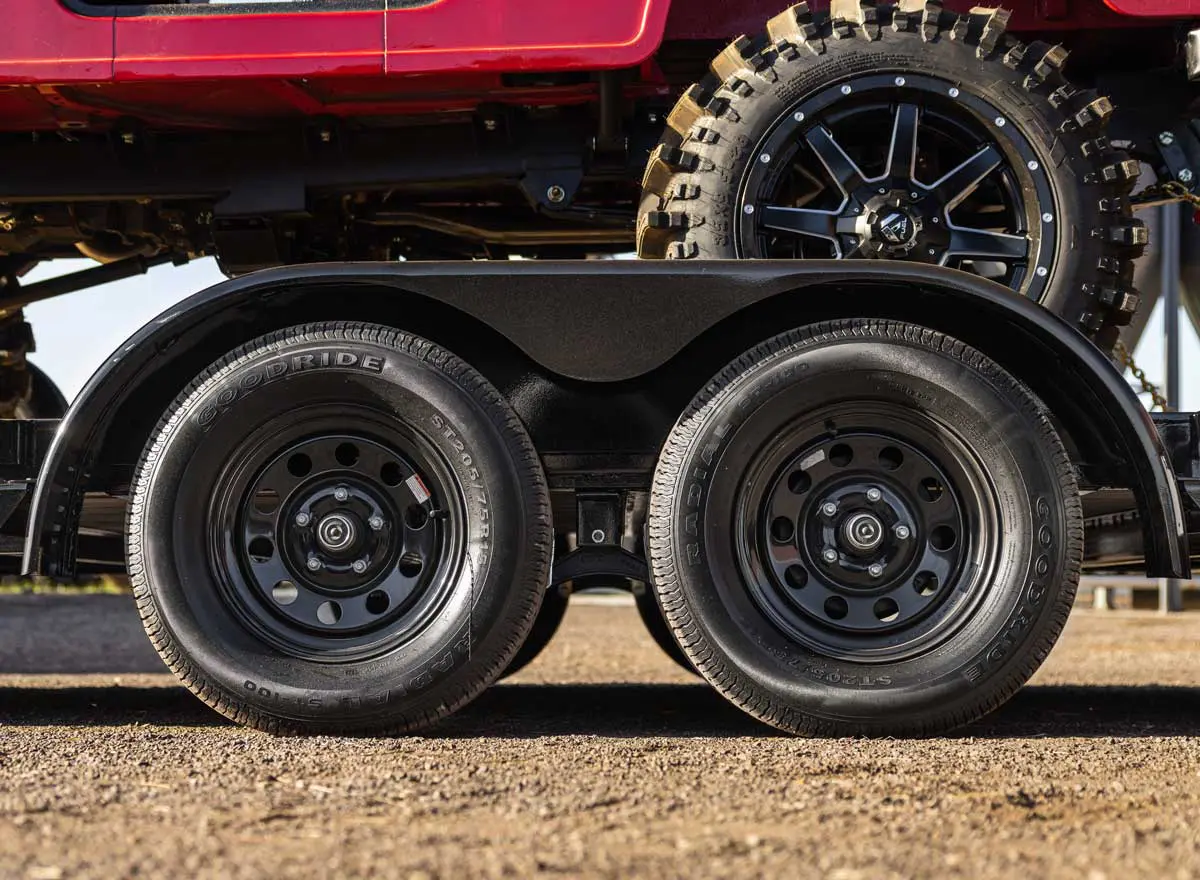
{"left": 21, "top": 259, "right": 1189, "bottom": 579}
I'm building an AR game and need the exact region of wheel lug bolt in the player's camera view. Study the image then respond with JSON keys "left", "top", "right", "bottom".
{"left": 368, "top": 515, "right": 384, "bottom": 530}
{"left": 820, "top": 501, "right": 838, "bottom": 517}
{"left": 866, "top": 487, "right": 882, "bottom": 502}
{"left": 868, "top": 563, "right": 884, "bottom": 578}
{"left": 894, "top": 524, "right": 911, "bottom": 540}
{"left": 352, "top": 559, "right": 368, "bottom": 574}
{"left": 307, "top": 556, "right": 322, "bottom": 571}
{"left": 295, "top": 512, "right": 310, "bottom": 527}
{"left": 334, "top": 486, "right": 350, "bottom": 502}
{"left": 822, "top": 547, "right": 838, "bottom": 564}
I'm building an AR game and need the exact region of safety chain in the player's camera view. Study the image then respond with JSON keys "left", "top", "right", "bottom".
{"left": 1114, "top": 340, "right": 1171, "bottom": 411}
{"left": 1131, "top": 179, "right": 1200, "bottom": 210}
{"left": 1124, "top": 179, "right": 1192, "bottom": 411}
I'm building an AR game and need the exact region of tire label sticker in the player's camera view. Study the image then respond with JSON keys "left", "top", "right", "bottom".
{"left": 406, "top": 474, "right": 431, "bottom": 504}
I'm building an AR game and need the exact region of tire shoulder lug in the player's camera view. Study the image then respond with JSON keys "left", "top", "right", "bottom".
{"left": 974, "top": 7, "right": 1011, "bottom": 57}
{"left": 667, "top": 240, "right": 700, "bottom": 259}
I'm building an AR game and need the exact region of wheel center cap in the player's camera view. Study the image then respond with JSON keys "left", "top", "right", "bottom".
{"left": 841, "top": 511, "right": 884, "bottom": 553}
{"left": 876, "top": 209, "right": 918, "bottom": 246}
{"left": 316, "top": 512, "right": 357, "bottom": 553}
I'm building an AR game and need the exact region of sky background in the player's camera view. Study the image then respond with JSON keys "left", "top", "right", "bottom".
{"left": 21, "top": 256, "right": 1200, "bottom": 411}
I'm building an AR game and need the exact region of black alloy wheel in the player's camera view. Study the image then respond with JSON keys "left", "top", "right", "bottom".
{"left": 738, "top": 79, "right": 1049, "bottom": 297}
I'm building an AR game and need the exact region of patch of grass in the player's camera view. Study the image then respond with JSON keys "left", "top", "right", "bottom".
{"left": 0, "top": 575, "right": 129, "bottom": 595}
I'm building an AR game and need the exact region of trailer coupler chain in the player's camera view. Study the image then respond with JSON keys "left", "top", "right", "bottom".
{"left": 1114, "top": 340, "right": 1171, "bottom": 411}
{"left": 1130, "top": 179, "right": 1200, "bottom": 212}
{"left": 1132, "top": 123, "right": 1200, "bottom": 211}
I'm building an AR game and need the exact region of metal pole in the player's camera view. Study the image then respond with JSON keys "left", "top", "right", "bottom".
{"left": 1159, "top": 202, "right": 1186, "bottom": 613}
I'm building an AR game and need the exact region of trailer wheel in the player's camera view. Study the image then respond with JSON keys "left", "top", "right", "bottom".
{"left": 128, "top": 323, "right": 551, "bottom": 734}
{"left": 648, "top": 319, "right": 1082, "bottom": 736}
{"left": 500, "top": 586, "right": 569, "bottom": 678}
{"left": 638, "top": 0, "right": 1146, "bottom": 352}
{"left": 634, "top": 588, "right": 697, "bottom": 675}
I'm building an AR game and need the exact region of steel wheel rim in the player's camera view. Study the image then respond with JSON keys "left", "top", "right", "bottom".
{"left": 207, "top": 405, "right": 466, "bottom": 662}
{"left": 734, "top": 402, "right": 1001, "bottom": 662}
{"left": 737, "top": 72, "right": 1055, "bottom": 299}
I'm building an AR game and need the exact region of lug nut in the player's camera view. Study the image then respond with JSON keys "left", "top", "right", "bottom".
{"left": 820, "top": 501, "right": 838, "bottom": 517}
{"left": 894, "top": 524, "right": 911, "bottom": 540}
{"left": 368, "top": 515, "right": 384, "bottom": 531}
{"left": 866, "top": 487, "right": 882, "bottom": 502}
{"left": 868, "top": 563, "right": 884, "bottom": 578}
{"left": 822, "top": 547, "right": 838, "bottom": 564}
{"left": 334, "top": 486, "right": 349, "bottom": 502}
{"left": 306, "top": 556, "right": 322, "bottom": 571}
{"left": 295, "top": 512, "right": 311, "bottom": 527}
{"left": 352, "top": 559, "right": 368, "bottom": 574}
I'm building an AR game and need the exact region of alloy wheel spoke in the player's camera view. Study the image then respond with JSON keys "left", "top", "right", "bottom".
{"left": 804, "top": 125, "right": 866, "bottom": 195}
{"left": 760, "top": 205, "right": 841, "bottom": 242}
{"left": 928, "top": 145, "right": 1002, "bottom": 209}
{"left": 943, "top": 227, "right": 1029, "bottom": 262}
{"left": 886, "top": 103, "right": 921, "bottom": 181}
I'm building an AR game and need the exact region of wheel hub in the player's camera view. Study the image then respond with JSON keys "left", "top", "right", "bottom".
{"left": 859, "top": 191, "right": 929, "bottom": 257}
{"left": 316, "top": 511, "right": 358, "bottom": 555}
{"left": 840, "top": 510, "right": 885, "bottom": 554}
{"left": 875, "top": 208, "right": 918, "bottom": 247}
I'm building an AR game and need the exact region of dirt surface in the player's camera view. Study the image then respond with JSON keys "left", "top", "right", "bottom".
{"left": 1, "top": 595, "right": 1199, "bottom": 879}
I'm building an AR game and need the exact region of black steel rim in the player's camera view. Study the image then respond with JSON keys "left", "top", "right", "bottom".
{"left": 737, "top": 72, "right": 1055, "bottom": 300}
{"left": 734, "top": 402, "right": 1000, "bottom": 662}
{"left": 208, "top": 406, "right": 465, "bottom": 662}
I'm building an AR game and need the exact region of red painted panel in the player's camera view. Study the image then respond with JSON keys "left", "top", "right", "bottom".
{"left": 384, "top": 0, "right": 669, "bottom": 73}
{"left": 114, "top": 7, "right": 385, "bottom": 80}
{"left": 1101, "top": 0, "right": 1200, "bottom": 16}
{"left": 0, "top": 2, "right": 112, "bottom": 83}
{"left": 107, "top": 0, "right": 666, "bottom": 81}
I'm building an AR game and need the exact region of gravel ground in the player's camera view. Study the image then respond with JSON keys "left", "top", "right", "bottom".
{"left": 1, "top": 594, "right": 1199, "bottom": 879}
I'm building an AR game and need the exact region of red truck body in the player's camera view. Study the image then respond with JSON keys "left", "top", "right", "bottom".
{"left": 0, "top": 0, "right": 1180, "bottom": 132}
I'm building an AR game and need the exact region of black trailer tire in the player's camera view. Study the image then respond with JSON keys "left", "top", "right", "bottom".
{"left": 648, "top": 319, "right": 1082, "bottom": 736}
{"left": 638, "top": 0, "right": 1146, "bottom": 353}
{"left": 128, "top": 322, "right": 551, "bottom": 735}
{"left": 500, "top": 586, "right": 569, "bottom": 678}
{"left": 634, "top": 588, "right": 697, "bottom": 675}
